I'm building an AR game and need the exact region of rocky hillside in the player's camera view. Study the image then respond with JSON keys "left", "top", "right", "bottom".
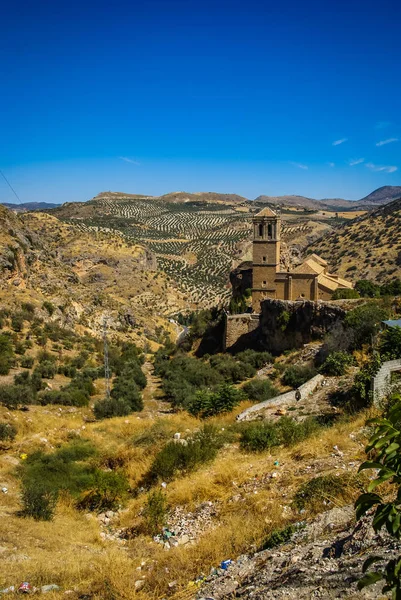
{"left": 356, "top": 185, "right": 401, "bottom": 206}
{"left": 0, "top": 205, "right": 186, "bottom": 346}
{"left": 256, "top": 186, "right": 401, "bottom": 210}
{"left": 307, "top": 197, "right": 401, "bottom": 282}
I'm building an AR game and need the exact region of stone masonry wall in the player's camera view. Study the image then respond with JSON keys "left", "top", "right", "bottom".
{"left": 224, "top": 314, "right": 259, "bottom": 350}
{"left": 373, "top": 359, "right": 401, "bottom": 404}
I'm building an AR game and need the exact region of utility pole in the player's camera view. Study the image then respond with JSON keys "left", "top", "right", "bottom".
{"left": 103, "top": 317, "right": 111, "bottom": 399}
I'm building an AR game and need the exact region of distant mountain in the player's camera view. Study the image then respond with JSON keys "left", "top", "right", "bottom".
{"left": 355, "top": 186, "right": 401, "bottom": 207}
{"left": 254, "top": 194, "right": 356, "bottom": 210}
{"left": 90, "top": 190, "right": 248, "bottom": 205}
{"left": 307, "top": 196, "right": 401, "bottom": 283}
{"left": 255, "top": 187, "right": 401, "bottom": 210}
{"left": 1, "top": 202, "right": 61, "bottom": 212}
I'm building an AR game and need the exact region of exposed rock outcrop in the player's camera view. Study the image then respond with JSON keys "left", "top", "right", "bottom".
{"left": 226, "top": 299, "right": 345, "bottom": 354}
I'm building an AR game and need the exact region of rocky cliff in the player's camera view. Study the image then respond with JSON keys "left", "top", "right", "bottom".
{"left": 227, "top": 299, "right": 345, "bottom": 353}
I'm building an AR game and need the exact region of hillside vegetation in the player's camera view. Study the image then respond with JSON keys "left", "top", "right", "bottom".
{"left": 307, "top": 197, "right": 401, "bottom": 283}
{"left": 0, "top": 205, "right": 184, "bottom": 346}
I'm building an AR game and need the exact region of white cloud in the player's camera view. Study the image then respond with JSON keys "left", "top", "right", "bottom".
{"left": 376, "top": 121, "right": 391, "bottom": 129}
{"left": 327, "top": 162, "right": 335, "bottom": 167}
{"left": 348, "top": 158, "right": 365, "bottom": 166}
{"left": 365, "top": 162, "right": 398, "bottom": 173}
{"left": 376, "top": 138, "right": 398, "bottom": 147}
{"left": 289, "top": 161, "right": 308, "bottom": 170}
{"left": 332, "top": 138, "right": 348, "bottom": 146}
{"left": 119, "top": 156, "right": 140, "bottom": 165}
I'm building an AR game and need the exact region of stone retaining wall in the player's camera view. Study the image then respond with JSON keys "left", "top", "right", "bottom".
{"left": 373, "top": 359, "right": 401, "bottom": 404}
{"left": 224, "top": 313, "right": 259, "bottom": 350}
{"left": 237, "top": 374, "right": 325, "bottom": 421}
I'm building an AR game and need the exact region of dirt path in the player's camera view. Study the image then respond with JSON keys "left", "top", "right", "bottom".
{"left": 141, "top": 360, "right": 173, "bottom": 417}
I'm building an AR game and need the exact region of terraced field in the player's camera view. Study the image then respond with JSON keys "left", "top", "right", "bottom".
{"left": 54, "top": 197, "right": 252, "bottom": 307}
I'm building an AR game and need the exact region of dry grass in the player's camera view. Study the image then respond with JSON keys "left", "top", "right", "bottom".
{"left": 0, "top": 392, "right": 370, "bottom": 599}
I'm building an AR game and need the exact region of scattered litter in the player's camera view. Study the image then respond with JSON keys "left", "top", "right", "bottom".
{"left": 0, "top": 586, "right": 15, "bottom": 594}
{"left": 17, "top": 582, "right": 32, "bottom": 593}
{"left": 19, "top": 454, "right": 27, "bottom": 461}
{"left": 220, "top": 559, "right": 233, "bottom": 570}
{"left": 173, "top": 432, "right": 181, "bottom": 440}
{"left": 161, "top": 482, "right": 167, "bottom": 489}
{"left": 1, "top": 487, "right": 8, "bottom": 494}
{"left": 41, "top": 585, "right": 60, "bottom": 593}
{"left": 134, "top": 580, "right": 145, "bottom": 591}
{"left": 274, "top": 460, "right": 280, "bottom": 466}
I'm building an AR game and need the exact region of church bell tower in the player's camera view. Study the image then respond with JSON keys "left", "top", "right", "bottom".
{"left": 251, "top": 208, "right": 281, "bottom": 310}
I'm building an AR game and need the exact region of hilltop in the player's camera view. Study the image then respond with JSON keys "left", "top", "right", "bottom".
{"left": 307, "top": 196, "right": 401, "bottom": 282}
{"left": 1, "top": 202, "right": 61, "bottom": 212}
{"left": 356, "top": 185, "right": 401, "bottom": 206}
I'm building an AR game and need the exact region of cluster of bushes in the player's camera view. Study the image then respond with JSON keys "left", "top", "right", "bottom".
{"left": 242, "top": 378, "right": 279, "bottom": 402}
{"left": 143, "top": 426, "right": 224, "bottom": 485}
{"left": 154, "top": 348, "right": 273, "bottom": 415}
{"left": 281, "top": 365, "right": 317, "bottom": 388}
{"left": 18, "top": 439, "right": 128, "bottom": 520}
{"left": 94, "top": 342, "right": 146, "bottom": 419}
{"left": 240, "top": 416, "right": 322, "bottom": 452}
{"left": 332, "top": 278, "right": 401, "bottom": 300}
{"left": 188, "top": 384, "right": 246, "bottom": 418}
{"left": 319, "top": 351, "right": 354, "bottom": 376}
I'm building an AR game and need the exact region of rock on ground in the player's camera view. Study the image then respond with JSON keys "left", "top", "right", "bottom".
{"left": 198, "top": 505, "right": 400, "bottom": 600}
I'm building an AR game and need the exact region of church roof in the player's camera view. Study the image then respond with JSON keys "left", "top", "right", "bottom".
{"left": 255, "top": 207, "right": 278, "bottom": 218}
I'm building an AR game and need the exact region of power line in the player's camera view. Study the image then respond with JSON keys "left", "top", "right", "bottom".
{"left": 103, "top": 317, "right": 111, "bottom": 400}
{"left": 0, "top": 168, "right": 22, "bottom": 204}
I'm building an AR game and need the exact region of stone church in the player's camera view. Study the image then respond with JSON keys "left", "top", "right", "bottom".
{"left": 251, "top": 208, "right": 352, "bottom": 312}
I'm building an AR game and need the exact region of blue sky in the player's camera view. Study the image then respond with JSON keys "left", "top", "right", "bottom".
{"left": 1, "top": 0, "right": 401, "bottom": 203}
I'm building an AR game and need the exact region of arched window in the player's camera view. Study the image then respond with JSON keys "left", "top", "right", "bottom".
{"left": 258, "top": 223, "right": 263, "bottom": 237}
{"left": 267, "top": 223, "right": 272, "bottom": 239}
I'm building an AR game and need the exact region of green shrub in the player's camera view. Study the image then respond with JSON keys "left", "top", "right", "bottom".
{"left": 261, "top": 522, "right": 305, "bottom": 550}
{"left": 110, "top": 373, "right": 143, "bottom": 412}
{"left": 319, "top": 351, "right": 354, "bottom": 376}
{"left": 293, "top": 473, "right": 358, "bottom": 513}
{"left": 345, "top": 302, "right": 389, "bottom": 350}
{"left": 243, "top": 378, "right": 279, "bottom": 402}
{"left": 145, "top": 426, "right": 223, "bottom": 484}
{"left": 379, "top": 326, "right": 401, "bottom": 360}
{"left": 21, "top": 481, "right": 58, "bottom": 521}
{"left": 94, "top": 397, "right": 132, "bottom": 419}
{"left": 332, "top": 288, "right": 360, "bottom": 300}
{"left": 34, "top": 361, "right": 56, "bottom": 379}
{"left": 0, "top": 422, "right": 17, "bottom": 442}
{"left": 20, "top": 355, "right": 34, "bottom": 369}
{"left": 143, "top": 489, "right": 168, "bottom": 535}
{"left": 0, "top": 334, "right": 15, "bottom": 375}
{"left": 282, "top": 365, "right": 317, "bottom": 388}
{"left": 188, "top": 384, "right": 245, "bottom": 418}
{"left": 209, "top": 354, "right": 255, "bottom": 382}
{"left": 17, "top": 440, "right": 127, "bottom": 520}
{"left": 240, "top": 416, "right": 321, "bottom": 452}
{"left": 355, "top": 280, "right": 380, "bottom": 298}
{"left": 11, "top": 314, "right": 24, "bottom": 332}
{"left": 240, "top": 421, "right": 280, "bottom": 452}
{"left": 76, "top": 470, "right": 128, "bottom": 511}
{"left": 235, "top": 350, "right": 274, "bottom": 370}
{"left": 355, "top": 401, "right": 401, "bottom": 595}
{"left": 0, "top": 384, "right": 35, "bottom": 408}
{"left": 42, "top": 301, "right": 55, "bottom": 316}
